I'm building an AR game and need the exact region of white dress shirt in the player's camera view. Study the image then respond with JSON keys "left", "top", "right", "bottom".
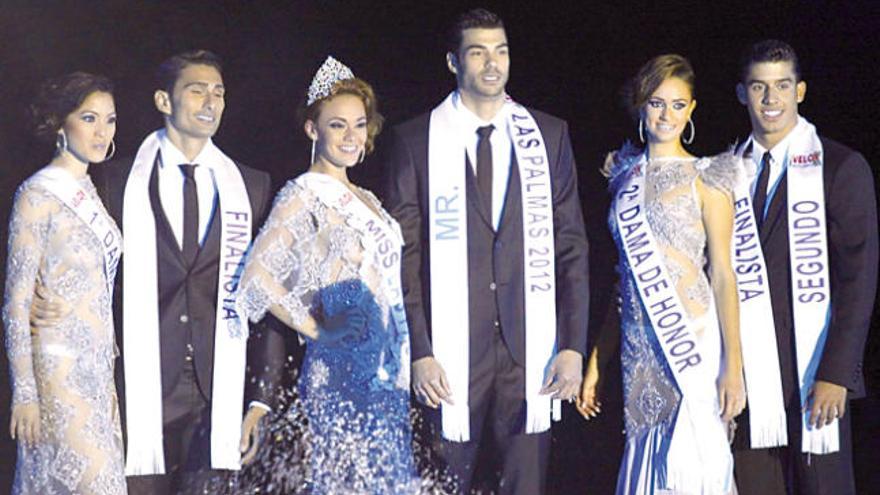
{"left": 748, "top": 128, "right": 798, "bottom": 202}
{"left": 452, "top": 92, "right": 513, "bottom": 230}
{"left": 157, "top": 130, "right": 219, "bottom": 248}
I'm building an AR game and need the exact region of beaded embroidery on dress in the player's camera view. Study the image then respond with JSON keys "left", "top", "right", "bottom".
{"left": 3, "top": 174, "right": 125, "bottom": 494}
{"left": 238, "top": 173, "right": 420, "bottom": 493}
{"left": 608, "top": 149, "right": 738, "bottom": 494}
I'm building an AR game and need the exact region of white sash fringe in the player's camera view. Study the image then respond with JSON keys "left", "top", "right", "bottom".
{"left": 123, "top": 130, "right": 252, "bottom": 474}
{"left": 428, "top": 93, "right": 558, "bottom": 441}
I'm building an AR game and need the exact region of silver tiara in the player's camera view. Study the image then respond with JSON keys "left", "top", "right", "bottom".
{"left": 307, "top": 56, "right": 355, "bottom": 106}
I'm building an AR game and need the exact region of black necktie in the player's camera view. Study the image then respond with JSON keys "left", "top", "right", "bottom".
{"left": 180, "top": 164, "right": 200, "bottom": 264}
{"left": 476, "top": 125, "right": 495, "bottom": 217}
{"left": 752, "top": 151, "right": 772, "bottom": 228}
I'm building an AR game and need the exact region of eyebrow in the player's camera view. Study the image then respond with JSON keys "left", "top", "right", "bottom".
{"left": 462, "top": 42, "right": 508, "bottom": 51}
{"left": 184, "top": 81, "right": 225, "bottom": 90}
{"left": 747, "top": 77, "right": 793, "bottom": 85}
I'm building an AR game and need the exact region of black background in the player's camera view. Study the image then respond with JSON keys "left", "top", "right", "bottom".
{"left": 1, "top": 1, "right": 878, "bottom": 493}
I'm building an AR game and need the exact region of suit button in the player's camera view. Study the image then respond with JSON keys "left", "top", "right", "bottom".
{"left": 489, "top": 282, "right": 497, "bottom": 291}
{"left": 180, "top": 314, "right": 189, "bottom": 323}
{"left": 494, "top": 320, "right": 500, "bottom": 328}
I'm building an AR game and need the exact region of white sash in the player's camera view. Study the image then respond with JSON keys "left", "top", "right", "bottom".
{"left": 428, "top": 93, "right": 558, "bottom": 442}
{"left": 730, "top": 152, "right": 788, "bottom": 448}
{"left": 614, "top": 155, "right": 731, "bottom": 493}
{"left": 123, "top": 130, "right": 252, "bottom": 474}
{"left": 736, "top": 117, "right": 838, "bottom": 454}
{"left": 786, "top": 118, "right": 837, "bottom": 453}
{"left": 31, "top": 166, "right": 122, "bottom": 299}
{"left": 298, "top": 172, "right": 411, "bottom": 389}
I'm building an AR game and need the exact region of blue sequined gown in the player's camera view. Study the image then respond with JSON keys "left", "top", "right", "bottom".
{"left": 609, "top": 154, "right": 737, "bottom": 494}
{"left": 239, "top": 173, "right": 419, "bottom": 494}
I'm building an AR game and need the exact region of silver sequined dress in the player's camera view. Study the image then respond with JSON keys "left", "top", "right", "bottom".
{"left": 609, "top": 153, "right": 738, "bottom": 494}
{"left": 238, "top": 173, "right": 419, "bottom": 494}
{"left": 3, "top": 173, "right": 126, "bottom": 494}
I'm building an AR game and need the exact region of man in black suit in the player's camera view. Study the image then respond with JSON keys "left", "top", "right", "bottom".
{"left": 731, "top": 40, "right": 878, "bottom": 495}
{"left": 91, "top": 50, "right": 282, "bottom": 494}
{"left": 384, "top": 9, "right": 589, "bottom": 494}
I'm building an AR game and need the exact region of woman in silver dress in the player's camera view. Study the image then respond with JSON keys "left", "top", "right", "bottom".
{"left": 4, "top": 72, "right": 126, "bottom": 494}
{"left": 577, "top": 55, "right": 745, "bottom": 494}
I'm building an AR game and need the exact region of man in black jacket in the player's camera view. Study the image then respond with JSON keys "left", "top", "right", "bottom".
{"left": 731, "top": 40, "right": 878, "bottom": 495}
{"left": 384, "top": 9, "right": 589, "bottom": 494}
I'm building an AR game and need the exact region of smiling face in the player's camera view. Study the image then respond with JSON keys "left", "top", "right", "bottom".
{"left": 448, "top": 27, "right": 510, "bottom": 103}
{"left": 306, "top": 93, "right": 368, "bottom": 169}
{"left": 61, "top": 91, "right": 117, "bottom": 164}
{"left": 737, "top": 60, "right": 806, "bottom": 149}
{"left": 157, "top": 63, "right": 225, "bottom": 142}
{"left": 641, "top": 77, "right": 696, "bottom": 145}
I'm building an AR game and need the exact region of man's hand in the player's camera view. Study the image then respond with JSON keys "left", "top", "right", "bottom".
{"left": 806, "top": 380, "right": 847, "bottom": 429}
{"left": 10, "top": 403, "right": 40, "bottom": 446}
{"left": 239, "top": 406, "right": 269, "bottom": 465}
{"left": 30, "top": 282, "right": 71, "bottom": 332}
{"left": 412, "top": 356, "right": 453, "bottom": 408}
{"left": 540, "top": 349, "right": 583, "bottom": 401}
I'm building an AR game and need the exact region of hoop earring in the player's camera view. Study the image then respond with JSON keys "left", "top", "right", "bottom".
{"left": 310, "top": 139, "right": 316, "bottom": 165}
{"left": 683, "top": 118, "right": 695, "bottom": 145}
{"left": 104, "top": 139, "right": 116, "bottom": 161}
{"left": 638, "top": 119, "right": 645, "bottom": 144}
{"left": 358, "top": 147, "right": 365, "bottom": 164}
{"left": 56, "top": 131, "right": 68, "bottom": 154}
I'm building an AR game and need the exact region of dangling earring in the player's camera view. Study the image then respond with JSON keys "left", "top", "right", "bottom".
{"left": 56, "top": 131, "right": 68, "bottom": 154}
{"left": 310, "top": 139, "right": 316, "bottom": 165}
{"left": 357, "top": 147, "right": 365, "bottom": 164}
{"left": 638, "top": 119, "right": 645, "bottom": 144}
{"left": 104, "top": 139, "right": 116, "bottom": 161}
{"left": 683, "top": 118, "right": 695, "bottom": 145}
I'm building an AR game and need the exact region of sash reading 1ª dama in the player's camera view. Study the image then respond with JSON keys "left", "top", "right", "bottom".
{"left": 122, "top": 130, "right": 252, "bottom": 474}
{"left": 428, "top": 92, "right": 559, "bottom": 442}
{"left": 31, "top": 166, "right": 122, "bottom": 302}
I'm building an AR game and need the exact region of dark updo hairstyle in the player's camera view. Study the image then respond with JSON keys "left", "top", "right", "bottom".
{"left": 622, "top": 54, "right": 695, "bottom": 122}
{"left": 739, "top": 39, "right": 800, "bottom": 82}
{"left": 445, "top": 8, "right": 505, "bottom": 54}
{"left": 302, "top": 78, "right": 384, "bottom": 154}
{"left": 30, "top": 71, "right": 114, "bottom": 142}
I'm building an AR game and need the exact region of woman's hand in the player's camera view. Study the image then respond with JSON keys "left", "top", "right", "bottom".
{"left": 10, "top": 403, "right": 40, "bottom": 446}
{"left": 576, "top": 348, "right": 602, "bottom": 420}
{"left": 316, "top": 305, "right": 367, "bottom": 344}
{"left": 717, "top": 362, "right": 746, "bottom": 422}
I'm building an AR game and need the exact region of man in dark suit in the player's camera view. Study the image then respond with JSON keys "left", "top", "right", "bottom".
{"left": 384, "top": 9, "right": 589, "bottom": 494}
{"left": 92, "top": 50, "right": 284, "bottom": 494}
{"left": 731, "top": 40, "right": 878, "bottom": 495}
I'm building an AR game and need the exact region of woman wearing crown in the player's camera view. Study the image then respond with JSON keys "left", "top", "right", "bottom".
{"left": 236, "top": 57, "right": 421, "bottom": 493}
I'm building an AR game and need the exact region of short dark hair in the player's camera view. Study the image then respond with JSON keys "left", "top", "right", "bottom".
{"left": 446, "top": 8, "right": 505, "bottom": 54}
{"left": 156, "top": 49, "right": 223, "bottom": 95}
{"left": 30, "top": 71, "right": 114, "bottom": 142}
{"left": 740, "top": 39, "right": 801, "bottom": 82}
{"left": 623, "top": 54, "right": 695, "bottom": 121}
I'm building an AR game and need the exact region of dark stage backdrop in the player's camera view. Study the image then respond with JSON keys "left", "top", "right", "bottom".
{"left": 1, "top": 1, "right": 877, "bottom": 493}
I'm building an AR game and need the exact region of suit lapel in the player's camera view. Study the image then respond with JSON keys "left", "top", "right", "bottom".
{"left": 148, "top": 158, "right": 188, "bottom": 270}
{"left": 497, "top": 154, "right": 520, "bottom": 235}
{"left": 464, "top": 157, "right": 493, "bottom": 230}
{"left": 760, "top": 171, "right": 788, "bottom": 242}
